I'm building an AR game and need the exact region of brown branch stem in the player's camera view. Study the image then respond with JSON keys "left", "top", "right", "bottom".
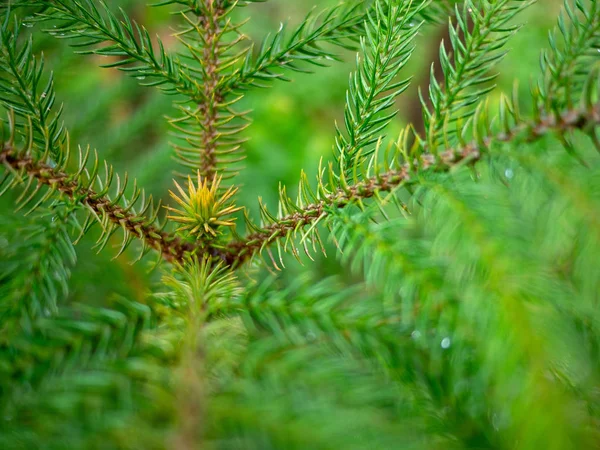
{"left": 4, "top": 104, "right": 597, "bottom": 268}
{"left": 220, "top": 103, "right": 600, "bottom": 268}
{"left": 197, "top": 3, "right": 224, "bottom": 182}
{"left": 0, "top": 147, "right": 192, "bottom": 263}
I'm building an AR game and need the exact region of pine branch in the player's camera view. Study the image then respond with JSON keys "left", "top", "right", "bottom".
{"left": 540, "top": 0, "right": 600, "bottom": 110}
{"left": 207, "top": 343, "right": 436, "bottom": 449}
{"left": 206, "top": 276, "right": 490, "bottom": 448}
{"left": 159, "top": 256, "right": 240, "bottom": 449}
{"left": 0, "top": 206, "right": 77, "bottom": 328}
{"left": 334, "top": 0, "right": 425, "bottom": 174}
{"left": 221, "top": 3, "right": 366, "bottom": 93}
{"left": 20, "top": 0, "right": 200, "bottom": 97}
{"left": 176, "top": 2, "right": 227, "bottom": 183}
{"left": 0, "top": 18, "right": 195, "bottom": 264}
{"left": 168, "top": 0, "right": 446, "bottom": 181}
{"left": 0, "top": 141, "right": 190, "bottom": 263}
{"left": 1, "top": 296, "right": 153, "bottom": 398}
{"left": 10, "top": 1, "right": 242, "bottom": 180}
{"left": 0, "top": 20, "right": 65, "bottom": 154}
{"left": 0, "top": 295, "right": 180, "bottom": 449}
{"left": 1, "top": 258, "right": 239, "bottom": 449}
{"left": 169, "top": 1, "right": 446, "bottom": 180}
{"left": 328, "top": 172, "right": 599, "bottom": 447}
{"left": 219, "top": 1, "right": 454, "bottom": 93}
{"left": 210, "top": 274, "right": 412, "bottom": 358}
{"left": 168, "top": 2, "right": 254, "bottom": 182}
{"left": 1, "top": 2, "right": 600, "bottom": 447}
{"left": 420, "top": 0, "right": 532, "bottom": 151}
{"left": 222, "top": 102, "right": 600, "bottom": 268}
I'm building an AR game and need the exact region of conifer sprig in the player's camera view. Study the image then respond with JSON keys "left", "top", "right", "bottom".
{"left": 540, "top": 0, "right": 600, "bottom": 110}
{"left": 222, "top": 3, "right": 366, "bottom": 92}
{"left": 0, "top": 140, "right": 188, "bottom": 262}
{"left": 0, "top": 19, "right": 65, "bottom": 154}
{"left": 329, "top": 133, "right": 600, "bottom": 447}
{"left": 0, "top": 294, "right": 181, "bottom": 449}
{"left": 223, "top": 101, "right": 600, "bottom": 268}
{"left": 0, "top": 18, "right": 190, "bottom": 264}
{"left": 0, "top": 206, "right": 77, "bottom": 327}
{"left": 169, "top": 2, "right": 374, "bottom": 182}
{"left": 334, "top": 0, "right": 425, "bottom": 174}
{"left": 2, "top": 1, "right": 600, "bottom": 448}
{"left": 161, "top": 255, "right": 241, "bottom": 448}
{"left": 329, "top": 201, "right": 591, "bottom": 447}
{"left": 229, "top": 274, "right": 501, "bottom": 447}
{"left": 420, "top": 0, "right": 533, "bottom": 151}
{"left": 169, "top": 0, "right": 237, "bottom": 182}
{"left": 22, "top": 0, "right": 199, "bottom": 97}
{"left": 211, "top": 274, "right": 408, "bottom": 352}
{"left": 5, "top": 95, "right": 596, "bottom": 270}
{"left": 1, "top": 256, "right": 239, "bottom": 449}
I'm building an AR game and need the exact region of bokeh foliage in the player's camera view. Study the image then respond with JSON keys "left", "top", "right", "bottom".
{"left": 1, "top": 0, "right": 600, "bottom": 449}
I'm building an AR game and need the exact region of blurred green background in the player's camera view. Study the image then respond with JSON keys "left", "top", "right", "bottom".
{"left": 1, "top": 0, "right": 565, "bottom": 304}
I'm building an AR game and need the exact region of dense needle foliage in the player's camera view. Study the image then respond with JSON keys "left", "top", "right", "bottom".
{"left": 1, "top": 0, "right": 599, "bottom": 448}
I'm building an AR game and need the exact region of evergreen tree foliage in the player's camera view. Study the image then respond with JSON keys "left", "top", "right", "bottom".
{"left": 0, "top": 0, "right": 599, "bottom": 448}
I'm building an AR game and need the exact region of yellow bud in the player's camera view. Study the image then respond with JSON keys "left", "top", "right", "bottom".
{"left": 165, "top": 172, "right": 242, "bottom": 239}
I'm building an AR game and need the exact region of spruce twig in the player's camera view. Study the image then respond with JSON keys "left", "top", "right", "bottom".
{"left": 222, "top": 103, "right": 600, "bottom": 267}
{"left": 0, "top": 144, "right": 192, "bottom": 262}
